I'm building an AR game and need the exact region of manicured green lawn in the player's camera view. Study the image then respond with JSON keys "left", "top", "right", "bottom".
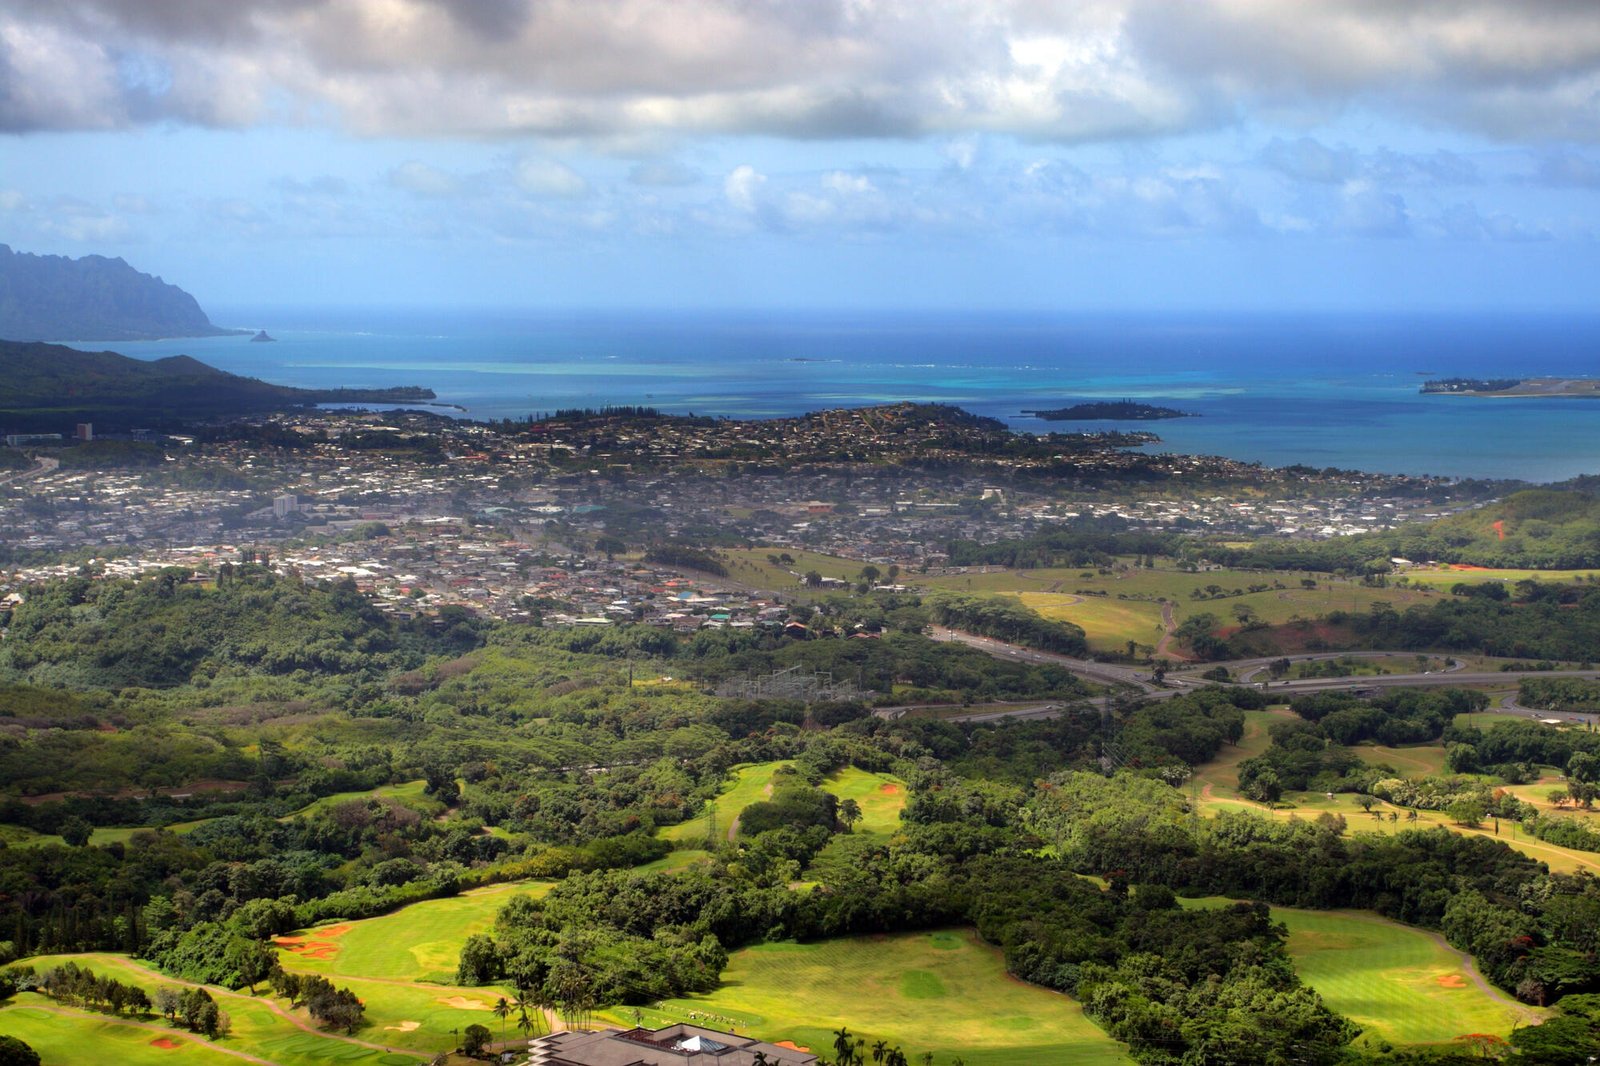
{"left": 1348, "top": 743, "right": 1449, "bottom": 777}
{"left": 5, "top": 957, "right": 413, "bottom": 1066}
{"left": 277, "top": 879, "right": 552, "bottom": 985}
{"left": 608, "top": 929, "right": 1130, "bottom": 1065}
{"left": 662, "top": 762, "right": 906, "bottom": 847}
{"left": 1177, "top": 901, "right": 1543, "bottom": 1045}
{"left": 0, "top": 998, "right": 250, "bottom": 1066}
{"left": 280, "top": 779, "right": 438, "bottom": 822}
{"left": 817, "top": 766, "right": 906, "bottom": 838}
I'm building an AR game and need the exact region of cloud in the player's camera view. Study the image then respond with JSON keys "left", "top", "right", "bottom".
{"left": 628, "top": 160, "right": 702, "bottom": 187}
{"left": 1262, "top": 137, "right": 1480, "bottom": 187}
{"left": 724, "top": 165, "right": 765, "bottom": 213}
{"left": 389, "top": 161, "right": 463, "bottom": 197}
{"left": 1337, "top": 180, "right": 1410, "bottom": 238}
{"left": 513, "top": 158, "right": 589, "bottom": 199}
{"left": 1530, "top": 149, "right": 1600, "bottom": 188}
{"left": 1, "top": 1, "right": 1596, "bottom": 142}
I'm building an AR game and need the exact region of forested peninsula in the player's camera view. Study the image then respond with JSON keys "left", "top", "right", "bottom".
{"left": 0, "top": 340, "right": 436, "bottom": 430}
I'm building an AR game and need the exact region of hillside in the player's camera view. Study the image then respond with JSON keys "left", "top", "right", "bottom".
{"left": 1216, "top": 489, "right": 1600, "bottom": 571}
{"left": 0, "top": 244, "right": 238, "bottom": 341}
{"left": 0, "top": 340, "right": 434, "bottom": 430}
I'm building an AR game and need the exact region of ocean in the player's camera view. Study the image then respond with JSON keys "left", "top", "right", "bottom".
{"left": 66, "top": 308, "right": 1600, "bottom": 483}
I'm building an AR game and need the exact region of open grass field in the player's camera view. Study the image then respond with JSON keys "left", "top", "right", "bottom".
{"left": 1175, "top": 901, "right": 1542, "bottom": 1045}
{"left": 916, "top": 564, "right": 1451, "bottom": 652}
{"left": 0, "top": 816, "right": 217, "bottom": 850}
{"left": 662, "top": 761, "right": 793, "bottom": 846}
{"left": 2, "top": 781, "right": 441, "bottom": 851}
{"left": 1348, "top": 743, "right": 1450, "bottom": 777}
{"left": 1188, "top": 713, "right": 1600, "bottom": 875}
{"left": 662, "top": 762, "right": 906, "bottom": 846}
{"left": 6, "top": 953, "right": 423, "bottom": 1065}
{"left": 281, "top": 779, "right": 438, "bottom": 822}
{"left": 1401, "top": 566, "right": 1600, "bottom": 589}
{"left": 275, "top": 879, "right": 552, "bottom": 985}
{"left": 720, "top": 548, "right": 871, "bottom": 592}
{"left": 0, "top": 998, "right": 259, "bottom": 1066}
{"left": 1012, "top": 591, "right": 1167, "bottom": 652}
{"left": 609, "top": 929, "right": 1130, "bottom": 1066}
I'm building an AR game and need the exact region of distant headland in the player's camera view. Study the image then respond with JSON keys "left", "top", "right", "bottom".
{"left": 1422, "top": 377, "right": 1600, "bottom": 398}
{"left": 1023, "top": 400, "right": 1197, "bottom": 421}
{"left": 0, "top": 339, "right": 436, "bottom": 432}
{"left": 0, "top": 243, "right": 244, "bottom": 342}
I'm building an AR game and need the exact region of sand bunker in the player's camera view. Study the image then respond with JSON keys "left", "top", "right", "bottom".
{"left": 1436, "top": 974, "right": 1468, "bottom": 988}
{"left": 150, "top": 1037, "right": 183, "bottom": 1049}
{"left": 385, "top": 1021, "right": 421, "bottom": 1032}
{"left": 274, "top": 935, "right": 340, "bottom": 961}
{"left": 274, "top": 922, "right": 354, "bottom": 961}
{"left": 438, "top": 996, "right": 494, "bottom": 1010}
{"left": 878, "top": 783, "right": 901, "bottom": 795}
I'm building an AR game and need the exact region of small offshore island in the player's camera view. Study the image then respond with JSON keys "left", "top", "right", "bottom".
{"left": 1423, "top": 377, "right": 1600, "bottom": 397}
{"left": 1024, "top": 399, "right": 1196, "bottom": 420}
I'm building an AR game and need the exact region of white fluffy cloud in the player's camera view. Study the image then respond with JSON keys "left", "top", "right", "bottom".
{"left": 2, "top": 1, "right": 1598, "bottom": 142}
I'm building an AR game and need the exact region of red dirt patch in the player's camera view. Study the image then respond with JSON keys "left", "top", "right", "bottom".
{"left": 150, "top": 1037, "right": 183, "bottom": 1049}
{"left": 275, "top": 936, "right": 340, "bottom": 961}
{"left": 1436, "top": 973, "right": 1468, "bottom": 988}
{"left": 1449, "top": 564, "right": 1492, "bottom": 571}
{"left": 878, "top": 783, "right": 901, "bottom": 795}
{"left": 275, "top": 925, "right": 351, "bottom": 961}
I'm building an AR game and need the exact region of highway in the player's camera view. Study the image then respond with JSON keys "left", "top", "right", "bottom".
{"left": 926, "top": 626, "right": 1600, "bottom": 726}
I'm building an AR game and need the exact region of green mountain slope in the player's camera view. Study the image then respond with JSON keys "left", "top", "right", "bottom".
{"left": 0, "top": 340, "right": 434, "bottom": 430}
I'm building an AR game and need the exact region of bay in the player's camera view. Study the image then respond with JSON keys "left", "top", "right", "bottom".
{"left": 64, "top": 308, "right": 1600, "bottom": 483}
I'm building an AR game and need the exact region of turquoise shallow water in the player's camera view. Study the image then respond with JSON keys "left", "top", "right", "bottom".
{"left": 66, "top": 308, "right": 1600, "bottom": 482}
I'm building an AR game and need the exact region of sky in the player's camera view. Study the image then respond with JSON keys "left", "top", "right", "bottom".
{"left": 2, "top": 0, "right": 1599, "bottom": 312}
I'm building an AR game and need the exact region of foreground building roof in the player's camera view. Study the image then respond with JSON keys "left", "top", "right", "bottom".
{"left": 529, "top": 1023, "right": 817, "bottom": 1066}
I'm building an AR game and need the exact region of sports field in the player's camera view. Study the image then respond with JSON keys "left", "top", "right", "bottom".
{"left": 1177, "top": 900, "right": 1543, "bottom": 1045}
{"left": 616, "top": 929, "right": 1130, "bottom": 1065}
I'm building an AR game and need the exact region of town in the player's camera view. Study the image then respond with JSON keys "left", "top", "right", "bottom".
{"left": 1, "top": 404, "right": 1491, "bottom": 626}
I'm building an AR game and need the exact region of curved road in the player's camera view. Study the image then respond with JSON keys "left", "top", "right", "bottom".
{"left": 931, "top": 626, "right": 1600, "bottom": 724}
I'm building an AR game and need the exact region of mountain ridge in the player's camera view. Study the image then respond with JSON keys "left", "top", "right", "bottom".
{"left": 0, "top": 243, "right": 241, "bottom": 341}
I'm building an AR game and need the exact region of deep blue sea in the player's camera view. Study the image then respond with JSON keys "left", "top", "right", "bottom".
{"left": 67, "top": 309, "right": 1600, "bottom": 483}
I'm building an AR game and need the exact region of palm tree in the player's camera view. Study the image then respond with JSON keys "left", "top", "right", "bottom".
{"left": 833, "top": 1027, "right": 855, "bottom": 1066}
{"left": 493, "top": 996, "right": 510, "bottom": 1046}
{"left": 514, "top": 986, "right": 539, "bottom": 1043}
{"left": 871, "top": 1039, "right": 888, "bottom": 1064}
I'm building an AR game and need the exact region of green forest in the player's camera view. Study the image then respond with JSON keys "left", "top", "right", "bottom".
{"left": 3, "top": 563, "right": 1600, "bottom": 1064}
